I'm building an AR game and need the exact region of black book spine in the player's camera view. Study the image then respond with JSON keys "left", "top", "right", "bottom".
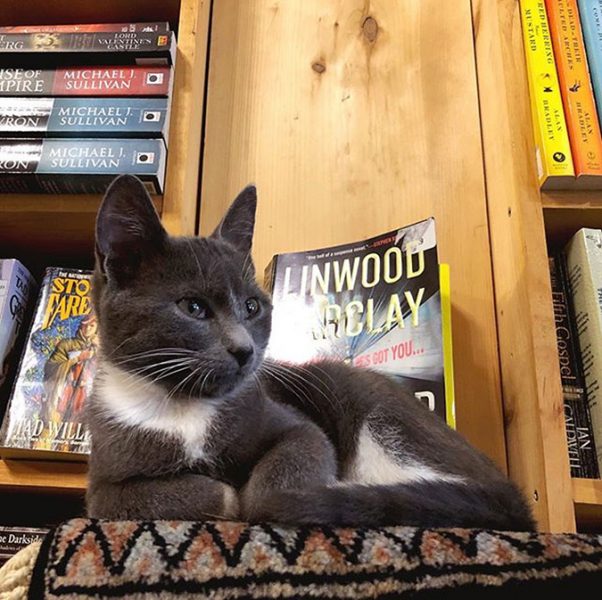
{"left": 550, "top": 254, "right": 600, "bottom": 478}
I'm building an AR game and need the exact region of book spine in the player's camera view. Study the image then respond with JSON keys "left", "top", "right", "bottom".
{"left": 439, "top": 263, "right": 456, "bottom": 430}
{"left": 0, "top": 23, "right": 170, "bottom": 34}
{"left": 546, "top": 0, "right": 602, "bottom": 179}
{"left": 578, "top": 0, "right": 602, "bottom": 124}
{"left": 0, "top": 526, "right": 49, "bottom": 565}
{"left": 0, "top": 138, "right": 166, "bottom": 194}
{"left": 0, "top": 66, "right": 171, "bottom": 97}
{"left": 520, "top": 0, "right": 575, "bottom": 186}
{"left": 550, "top": 254, "right": 600, "bottom": 477}
{"left": 565, "top": 228, "right": 602, "bottom": 468}
{"left": 0, "top": 98, "right": 169, "bottom": 138}
{"left": 0, "top": 30, "right": 173, "bottom": 54}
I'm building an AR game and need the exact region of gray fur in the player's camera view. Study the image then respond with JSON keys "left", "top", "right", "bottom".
{"left": 86, "top": 175, "right": 535, "bottom": 531}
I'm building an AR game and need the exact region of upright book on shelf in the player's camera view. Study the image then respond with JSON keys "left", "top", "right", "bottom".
{"left": 546, "top": 0, "right": 602, "bottom": 188}
{"left": 0, "top": 526, "right": 49, "bottom": 566}
{"left": 0, "top": 268, "right": 96, "bottom": 461}
{"left": 264, "top": 218, "right": 456, "bottom": 427}
{"left": 0, "top": 260, "right": 37, "bottom": 413}
{"left": 565, "top": 228, "right": 602, "bottom": 467}
{"left": 520, "top": 0, "right": 575, "bottom": 189}
{"left": 549, "top": 253, "right": 599, "bottom": 478}
{"left": 578, "top": 0, "right": 602, "bottom": 124}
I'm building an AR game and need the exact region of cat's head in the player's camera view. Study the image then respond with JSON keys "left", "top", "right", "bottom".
{"left": 93, "top": 174, "right": 271, "bottom": 399}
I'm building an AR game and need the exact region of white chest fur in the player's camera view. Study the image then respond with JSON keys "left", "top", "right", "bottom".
{"left": 346, "top": 423, "right": 464, "bottom": 486}
{"left": 95, "top": 363, "right": 217, "bottom": 463}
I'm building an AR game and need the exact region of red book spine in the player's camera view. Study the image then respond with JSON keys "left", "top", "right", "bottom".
{"left": 51, "top": 66, "right": 171, "bottom": 96}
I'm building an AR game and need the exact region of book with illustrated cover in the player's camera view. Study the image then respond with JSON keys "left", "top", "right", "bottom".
{"left": 0, "top": 23, "right": 170, "bottom": 34}
{"left": 0, "top": 66, "right": 172, "bottom": 96}
{"left": 0, "top": 138, "right": 166, "bottom": 194}
{"left": 549, "top": 253, "right": 599, "bottom": 477}
{"left": 546, "top": 0, "right": 602, "bottom": 187}
{"left": 0, "top": 98, "right": 171, "bottom": 140}
{"left": 0, "top": 526, "right": 49, "bottom": 566}
{"left": 264, "top": 218, "right": 456, "bottom": 427}
{"left": 0, "top": 30, "right": 175, "bottom": 66}
{"left": 565, "top": 228, "right": 602, "bottom": 467}
{"left": 578, "top": 0, "right": 602, "bottom": 124}
{"left": 520, "top": 0, "right": 575, "bottom": 189}
{"left": 0, "top": 260, "right": 37, "bottom": 414}
{"left": 0, "top": 268, "right": 96, "bottom": 461}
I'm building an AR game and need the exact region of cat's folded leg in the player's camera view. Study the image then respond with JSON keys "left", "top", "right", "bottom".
{"left": 87, "top": 472, "right": 239, "bottom": 521}
{"left": 240, "top": 422, "right": 338, "bottom": 523}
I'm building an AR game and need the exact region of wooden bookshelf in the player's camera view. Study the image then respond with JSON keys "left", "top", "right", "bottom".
{"left": 474, "top": 0, "right": 602, "bottom": 532}
{"left": 0, "top": 0, "right": 211, "bottom": 522}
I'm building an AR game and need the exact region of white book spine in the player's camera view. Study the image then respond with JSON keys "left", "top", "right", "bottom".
{"left": 566, "top": 228, "right": 602, "bottom": 465}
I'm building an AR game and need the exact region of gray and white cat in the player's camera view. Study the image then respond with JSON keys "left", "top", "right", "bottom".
{"left": 86, "top": 175, "right": 535, "bottom": 531}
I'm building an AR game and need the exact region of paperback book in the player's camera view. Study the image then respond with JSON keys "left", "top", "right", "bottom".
{"left": 0, "top": 268, "right": 96, "bottom": 461}
{"left": 578, "top": 0, "right": 602, "bottom": 125}
{"left": 546, "top": 0, "right": 602, "bottom": 187}
{"left": 0, "top": 138, "right": 167, "bottom": 194}
{"left": 0, "top": 526, "right": 49, "bottom": 566}
{"left": 0, "top": 98, "right": 171, "bottom": 139}
{"left": 565, "top": 228, "right": 602, "bottom": 466}
{"left": 0, "top": 30, "right": 176, "bottom": 66}
{"left": 0, "top": 66, "right": 172, "bottom": 96}
{"left": 520, "top": 0, "right": 575, "bottom": 189}
{"left": 265, "top": 218, "right": 456, "bottom": 426}
{"left": 0, "top": 260, "right": 37, "bottom": 412}
{"left": 549, "top": 253, "right": 599, "bottom": 477}
{"left": 0, "top": 22, "right": 170, "bottom": 34}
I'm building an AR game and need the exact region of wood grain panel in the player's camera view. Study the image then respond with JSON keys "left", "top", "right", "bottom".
{"left": 200, "top": 0, "right": 506, "bottom": 466}
{"left": 472, "top": 0, "right": 575, "bottom": 532}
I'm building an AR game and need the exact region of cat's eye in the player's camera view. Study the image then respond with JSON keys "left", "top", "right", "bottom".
{"left": 177, "top": 298, "right": 210, "bottom": 319}
{"left": 245, "top": 297, "right": 260, "bottom": 317}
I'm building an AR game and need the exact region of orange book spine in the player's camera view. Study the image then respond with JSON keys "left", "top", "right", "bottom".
{"left": 546, "top": 0, "right": 602, "bottom": 177}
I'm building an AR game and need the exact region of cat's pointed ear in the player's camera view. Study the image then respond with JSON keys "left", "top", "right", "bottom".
{"left": 211, "top": 185, "right": 257, "bottom": 255}
{"left": 95, "top": 174, "right": 167, "bottom": 283}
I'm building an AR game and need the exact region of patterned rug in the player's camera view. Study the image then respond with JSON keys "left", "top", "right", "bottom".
{"left": 27, "top": 518, "right": 602, "bottom": 598}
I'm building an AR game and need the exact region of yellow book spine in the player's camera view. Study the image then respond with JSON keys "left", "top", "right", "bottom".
{"left": 520, "top": 0, "right": 575, "bottom": 186}
{"left": 439, "top": 263, "right": 456, "bottom": 429}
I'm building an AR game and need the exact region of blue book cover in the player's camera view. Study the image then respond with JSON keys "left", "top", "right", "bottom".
{"left": 0, "top": 138, "right": 166, "bottom": 194}
{"left": 0, "top": 98, "right": 170, "bottom": 140}
{"left": 578, "top": 0, "right": 602, "bottom": 121}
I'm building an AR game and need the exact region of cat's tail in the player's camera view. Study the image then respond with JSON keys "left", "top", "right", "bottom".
{"left": 247, "top": 479, "right": 536, "bottom": 532}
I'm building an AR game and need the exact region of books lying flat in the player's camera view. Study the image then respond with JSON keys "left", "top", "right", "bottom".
{"left": 0, "top": 66, "right": 172, "bottom": 96}
{"left": 0, "top": 30, "right": 175, "bottom": 66}
{"left": 0, "top": 98, "right": 170, "bottom": 139}
{"left": 0, "top": 138, "right": 166, "bottom": 194}
{"left": 0, "top": 23, "right": 170, "bottom": 34}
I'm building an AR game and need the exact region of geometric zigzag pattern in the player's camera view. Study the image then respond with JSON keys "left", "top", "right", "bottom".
{"left": 30, "top": 518, "right": 602, "bottom": 599}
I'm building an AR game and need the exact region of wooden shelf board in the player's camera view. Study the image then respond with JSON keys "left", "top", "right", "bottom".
{"left": 0, "top": 459, "right": 87, "bottom": 494}
{"left": 542, "top": 191, "right": 602, "bottom": 209}
{"left": 573, "top": 478, "right": 602, "bottom": 532}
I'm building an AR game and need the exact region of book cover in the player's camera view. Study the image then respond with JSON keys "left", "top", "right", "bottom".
{"left": 0, "top": 268, "right": 96, "bottom": 461}
{"left": 0, "top": 526, "right": 49, "bottom": 566}
{"left": 264, "top": 218, "right": 455, "bottom": 426}
{"left": 0, "top": 260, "right": 37, "bottom": 414}
{"left": 0, "top": 98, "right": 170, "bottom": 140}
{"left": 0, "top": 138, "right": 167, "bottom": 194}
{"left": 549, "top": 253, "right": 599, "bottom": 477}
{"left": 578, "top": 0, "right": 602, "bottom": 124}
{"left": 0, "top": 66, "right": 172, "bottom": 96}
{"left": 0, "top": 23, "right": 170, "bottom": 34}
{"left": 565, "top": 228, "right": 602, "bottom": 467}
{"left": 546, "top": 0, "right": 602, "bottom": 187}
{"left": 0, "top": 30, "right": 175, "bottom": 66}
{"left": 520, "top": 0, "right": 575, "bottom": 189}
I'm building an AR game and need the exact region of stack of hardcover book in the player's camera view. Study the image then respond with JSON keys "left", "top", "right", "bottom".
{"left": 0, "top": 22, "right": 175, "bottom": 194}
{"left": 520, "top": 0, "right": 602, "bottom": 190}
